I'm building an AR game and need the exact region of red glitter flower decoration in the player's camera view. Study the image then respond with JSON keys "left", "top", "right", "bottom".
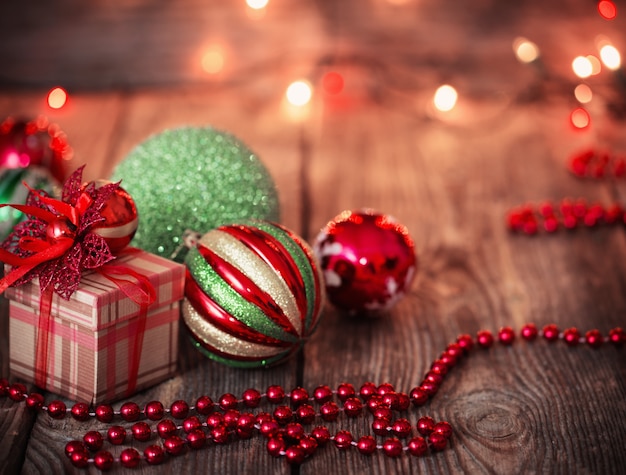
{"left": 0, "top": 166, "right": 117, "bottom": 299}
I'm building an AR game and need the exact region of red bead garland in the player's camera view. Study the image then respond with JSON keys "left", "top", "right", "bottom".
{"left": 507, "top": 147, "right": 626, "bottom": 235}
{"left": 568, "top": 148, "right": 626, "bottom": 179}
{"left": 506, "top": 199, "right": 625, "bottom": 235}
{"left": 0, "top": 324, "right": 623, "bottom": 470}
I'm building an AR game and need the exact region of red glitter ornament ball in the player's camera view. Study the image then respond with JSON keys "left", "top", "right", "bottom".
{"left": 85, "top": 180, "right": 138, "bottom": 254}
{"left": 314, "top": 209, "right": 417, "bottom": 313}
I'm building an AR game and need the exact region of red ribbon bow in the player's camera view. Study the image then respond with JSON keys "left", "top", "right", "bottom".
{"left": 0, "top": 167, "right": 155, "bottom": 396}
{"left": 0, "top": 190, "right": 93, "bottom": 294}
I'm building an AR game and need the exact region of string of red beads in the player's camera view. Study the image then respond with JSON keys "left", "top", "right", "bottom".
{"left": 507, "top": 147, "right": 626, "bottom": 235}
{"left": 1, "top": 324, "right": 623, "bottom": 470}
{"left": 568, "top": 148, "right": 626, "bottom": 179}
{"left": 506, "top": 199, "right": 624, "bottom": 234}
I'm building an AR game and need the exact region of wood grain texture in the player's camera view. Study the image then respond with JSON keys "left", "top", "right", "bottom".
{"left": 1, "top": 0, "right": 626, "bottom": 474}
{"left": 300, "top": 94, "right": 626, "bottom": 474}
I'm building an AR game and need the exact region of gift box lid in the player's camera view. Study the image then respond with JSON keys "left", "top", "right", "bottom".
{"left": 5, "top": 249, "right": 185, "bottom": 331}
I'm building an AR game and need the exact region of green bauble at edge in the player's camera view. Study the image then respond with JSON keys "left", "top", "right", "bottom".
{"left": 112, "top": 127, "right": 280, "bottom": 260}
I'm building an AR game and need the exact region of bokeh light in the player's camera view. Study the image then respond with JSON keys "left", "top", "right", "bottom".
{"left": 598, "top": 1, "right": 617, "bottom": 20}
{"left": 433, "top": 85, "right": 458, "bottom": 112}
{"left": 586, "top": 55, "right": 602, "bottom": 75}
{"left": 47, "top": 87, "right": 68, "bottom": 110}
{"left": 574, "top": 84, "right": 593, "bottom": 104}
{"left": 513, "top": 37, "right": 540, "bottom": 63}
{"left": 201, "top": 46, "right": 225, "bottom": 74}
{"left": 570, "top": 107, "right": 590, "bottom": 129}
{"left": 246, "top": 0, "right": 269, "bottom": 9}
{"left": 599, "top": 44, "right": 621, "bottom": 70}
{"left": 572, "top": 56, "right": 593, "bottom": 78}
{"left": 286, "top": 80, "right": 313, "bottom": 106}
{"left": 322, "top": 72, "right": 344, "bottom": 95}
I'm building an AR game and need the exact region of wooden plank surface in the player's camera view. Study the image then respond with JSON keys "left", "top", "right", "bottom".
{"left": 1, "top": 0, "right": 626, "bottom": 474}
{"left": 302, "top": 94, "right": 626, "bottom": 474}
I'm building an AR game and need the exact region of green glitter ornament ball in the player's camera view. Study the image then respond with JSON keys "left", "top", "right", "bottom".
{"left": 112, "top": 127, "right": 280, "bottom": 260}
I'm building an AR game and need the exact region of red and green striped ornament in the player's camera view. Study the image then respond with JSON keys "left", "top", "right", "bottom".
{"left": 183, "top": 221, "right": 325, "bottom": 368}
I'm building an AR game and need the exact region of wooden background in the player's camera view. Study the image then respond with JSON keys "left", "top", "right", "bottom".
{"left": 1, "top": 0, "right": 625, "bottom": 473}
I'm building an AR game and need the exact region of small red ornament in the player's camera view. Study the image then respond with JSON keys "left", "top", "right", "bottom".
{"left": 311, "top": 426, "right": 331, "bottom": 444}
{"left": 300, "top": 436, "right": 319, "bottom": 456}
{"left": 357, "top": 435, "right": 377, "bottom": 454}
{"left": 408, "top": 436, "right": 428, "bottom": 456}
{"left": 131, "top": 422, "right": 152, "bottom": 442}
{"left": 93, "top": 451, "right": 114, "bottom": 471}
{"left": 0, "top": 116, "right": 72, "bottom": 182}
{"left": 157, "top": 419, "right": 177, "bottom": 439}
{"left": 267, "top": 437, "right": 286, "bottom": 457}
{"left": 266, "top": 385, "right": 285, "bottom": 404}
{"left": 85, "top": 180, "right": 138, "bottom": 254}
{"left": 242, "top": 388, "right": 262, "bottom": 408}
{"left": 343, "top": 397, "right": 363, "bottom": 417}
{"left": 47, "top": 400, "right": 67, "bottom": 419}
{"left": 120, "top": 448, "right": 141, "bottom": 468}
{"left": 45, "top": 216, "right": 76, "bottom": 243}
{"left": 144, "top": 400, "right": 164, "bottom": 420}
{"left": 314, "top": 209, "right": 417, "bottom": 314}
{"left": 83, "top": 431, "right": 104, "bottom": 451}
{"left": 70, "top": 450, "right": 89, "bottom": 468}
{"left": 25, "top": 393, "right": 44, "bottom": 410}
{"left": 383, "top": 437, "right": 403, "bottom": 457}
{"left": 64, "top": 440, "right": 86, "bottom": 459}
{"left": 296, "top": 404, "right": 316, "bottom": 423}
{"left": 144, "top": 444, "right": 165, "bottom": 465}
{"left": 195, "top": 395, "right": 214, "bottom": 415}
{"left": 164, "top": 435, "right": 186, "bottom": 456}
{"left": 521, "top": 323, "right": 538, "bottom": 341}
{"left": 107, "top": 426, "right": 127, "bottom": 445}
{"left": 95, "top": 404, "right": 114, "bottom": 423}
{"left": 186, "top": 429, "right": 207, "bottom": 450}
{"left": 119, "top": 401, "right": 141, "bottom": 421}
{"left": 218, "top": 393, "right": 239, "bottom": 411}
{"left": 333, "top": 430, "right": 353, "bottom": 449}
{"left": 70, "top": 402, "right": 90, "bottom": 421}
{"left": 428, "top": 432, "right": 448, "bottom": 451}
{"left": 433, "top": 421, "right": 453, "bottom": 439}
{"left": 336, "top": 383, "right": 356, "bottom": 401}
{"left": 285, "top": 445, "right": 306, "bottom": 464}
{"left": 170, "top": 399, "right": 190, "bottom": 419}
{"left": 8, "top": 383, "right": 27, "bottom": 402}
{"left": 182, "top": 416, "right": 201, "bottom": 433}
{"left": 417, "top": 416, "right": 435, "bottom": 435}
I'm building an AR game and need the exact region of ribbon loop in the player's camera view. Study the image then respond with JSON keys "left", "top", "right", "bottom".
{"left": 98, "top": 265, "right": 157, "bottom": 308}
{"left": 97, "top": 263, "right": 156, "bottom": 397}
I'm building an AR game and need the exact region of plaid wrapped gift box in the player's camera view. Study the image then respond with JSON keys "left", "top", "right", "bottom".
{"left": 5, "top": 249, "right": 185, "bottom": 404}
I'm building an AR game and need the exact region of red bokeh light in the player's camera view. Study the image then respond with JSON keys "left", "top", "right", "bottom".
{"left": 570, "top": 107, "right": 590, "bottom": 129}
{"left": 322, "top": 72, "right": 344, "bottom": 95}
{"left": 47, "top": 87, "right": 68, "bottom": 109}
{"left": 598, "top": 1, "right": 617, "bottom": 20}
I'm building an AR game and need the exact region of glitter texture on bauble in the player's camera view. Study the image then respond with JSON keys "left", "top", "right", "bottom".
{"left": 111, "top": 127, "right": 280, "bottom": 260}
{"left": 183, "top": 220, "right": 325, "bottom": 368}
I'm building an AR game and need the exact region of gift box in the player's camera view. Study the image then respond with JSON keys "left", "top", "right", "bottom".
{"left": 5, "top": 249, "right": 185, "bottom": 404}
